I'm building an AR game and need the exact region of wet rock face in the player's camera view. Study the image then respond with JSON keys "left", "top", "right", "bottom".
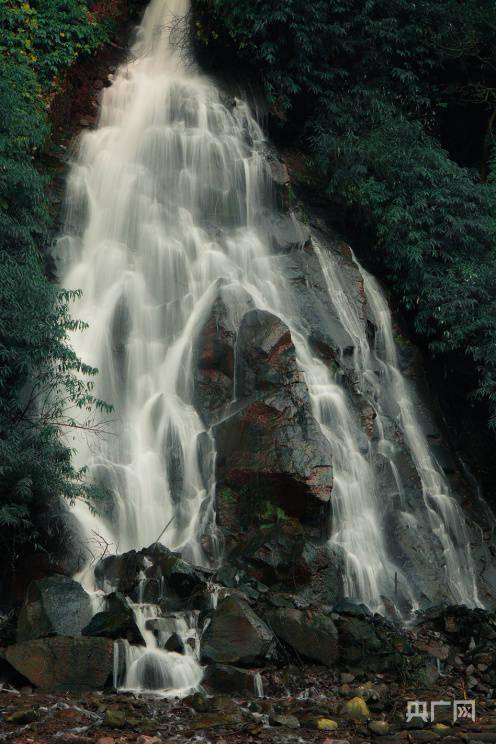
{"left": 271, "top": 237, "right": 357, "bottom": 364}
{"left": 201, "top": 596, "right": 275, "bottom": 666}
{"left": 223, "top": 524, "right": 345, "bottom": 605}
{"left": 193, "top": 294, "right": 237, "bottom": 426}
{"left": 1, "top": 636, "right": 113, "bottom": 691}
{"left": 82, "top": 592, "right": 144, "bottom": 645}
{"left": 213, "top": 309, "right": 332, "bottom": 530}
{"left": 266, "top": 608, "right": 338, "bottom": 666}
{"left": 234, "top": 309, "right": 301, "bottom": 397}
{"left": 384, "top": 510, "right": 454, "bottom": 608}
{"left": 16, "top": 575, "right": 93, "bottom": 643}
{"left": 94, "top": 542, "right": 211, "bottom": 607}
{"left": 193, "top": 285, "right": 254, "bottom": 427}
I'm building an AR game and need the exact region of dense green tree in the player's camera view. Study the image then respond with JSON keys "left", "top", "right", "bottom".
{"left": 0, "top": 1, "right": 115, "bottom": 572}
{"left": 194, "top": 0, "right": 496, "bottom": 428}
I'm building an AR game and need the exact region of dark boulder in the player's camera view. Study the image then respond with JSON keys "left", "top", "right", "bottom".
{"left": 201, "top": 596, "right": 274, "bottom": 666}
{"left": 227, "top": 524, "right": 313, "bottom": 587}
{"left": 82, "top": 592, "right": 144, "bottom": 645}
{"left": 94, "top": 543, "right": 211, "bottom": 603}
{"left": 333, "top": 599, "right": 372, "bottom": 619}
{"left": 213, "top": 309, "right": 332, "bottom": 530}
{"left": 334, "top": 615, "right": 383, "bottom": 664}
{"left": 333, "top": 614, "right": 410, "bottom": 671}
{"left": 266, "top": 608, "right": 338, "bottom": 666}
{"left": 225, "top": 526, "right": 345, "bottom": 604}
{"left": 94, "top": 549, "right": 145, "bottom": 595}
{"left": 1, "top": 636, "right": 113, "bottom": 691}
{"left": 164, "top": 632, "right": 185, "bottom": 654}
{"left": 16, "top": 575, "right": 93, "bottom": 643}
{"left": 203, "top": 664, "right": 262, "bottom": 696}
{"left": 416, "top": 605, "right": 496, "bottom": 651}
{"left": 142, "top": 543, "right": 211, "bottom": 598}
{"left": 145, "top": 617, "right": 173, "bottom": 634}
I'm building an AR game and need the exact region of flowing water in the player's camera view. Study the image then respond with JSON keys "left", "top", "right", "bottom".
{"left": 361, "top": 269, "right": 480, "bottom": 607}
{"left": 55, "top": 0, "right": 480, "bottom": 694}
{"left": 113, "top": 603, "right": 203, "bottom": 696}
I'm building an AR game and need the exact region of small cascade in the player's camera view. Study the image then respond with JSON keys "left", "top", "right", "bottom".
{"left": 114, "top": 602, "right": 203, "bottom": 696}
{"left": 254, "top": 672, "right": 264, "bottom": 698}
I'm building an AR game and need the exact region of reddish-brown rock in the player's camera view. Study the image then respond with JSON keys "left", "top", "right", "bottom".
{"left": 2, "top": 636, "right": 114, "bottom": 691}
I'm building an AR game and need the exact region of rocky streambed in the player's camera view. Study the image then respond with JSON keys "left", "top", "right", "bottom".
{"left": 2, "top": 544, "right": 496, "bottom": 742}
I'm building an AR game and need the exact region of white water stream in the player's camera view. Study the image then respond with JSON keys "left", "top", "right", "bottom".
{"left": 362, "top": 269, "right": 480, "bottom": 607}
{"left": 55, "top": 0, "right": 480, "bottom": 695}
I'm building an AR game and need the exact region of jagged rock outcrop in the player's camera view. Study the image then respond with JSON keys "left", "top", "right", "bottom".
{"left": 82, "top": 591, "right": 145, "bottom": 645}
{"left": 16, "top": 575, "right": 93, "bottom": 643}
{"left": 212, "top": 309, "right": 333, "bottom": 531}
{"left": 94, "top": 542, "right": 211, "bottom": 608}
{"left": 201, "top": 596, "right": 275, "bottom": 666}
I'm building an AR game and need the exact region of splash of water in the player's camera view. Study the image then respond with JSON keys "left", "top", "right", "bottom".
{"left": 113, "top": 603, "right": 202, "bottom": 696}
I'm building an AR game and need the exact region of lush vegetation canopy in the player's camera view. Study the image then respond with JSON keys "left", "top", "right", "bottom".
{"left": 0, "top": 0, "right": 117, "bottom": 575}
{"left": 194, "top": 0, "right": 496, "bottom": 429}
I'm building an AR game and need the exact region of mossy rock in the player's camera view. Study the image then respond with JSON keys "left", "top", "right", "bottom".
{"left": 104, "top": 707, "right": 126, "bottom": 728}
{"left": 341, "top": 696, "right": 370, "bottom": 721}
{"left": 432, "top": 722, "right": 451, "bottom": 736}
{"left": 369, "top": 720, "right": 390, "bottom": 735}
{"left": 317, "top": 718, "right": 338, "bottom": 731}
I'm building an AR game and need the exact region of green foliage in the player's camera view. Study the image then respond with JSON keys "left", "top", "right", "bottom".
{"left": 195, "top": 0, "right": 496, "bottom": 428}
{"left": 0, "top": 1, "right": 116, "bottom": 568}
{"left": 259, "top": 500, "right": 289, "bottom": 526}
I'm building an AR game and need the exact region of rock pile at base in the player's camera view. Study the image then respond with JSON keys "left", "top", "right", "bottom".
{"left": 2, "top": 543, "right": 496, "bottom": 707}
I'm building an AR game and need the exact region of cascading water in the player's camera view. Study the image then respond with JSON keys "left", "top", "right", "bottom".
{"left": 113, "top": 602, "right": 203, "bottom": 696}
{"left": 312, "top": 241, "right": 480, "bottom": 608}
{"left": 361, "top": 268, "right": 480, "bottom": 607}
{"left": 55, "top": 0, "right": 482, "bottom": 693}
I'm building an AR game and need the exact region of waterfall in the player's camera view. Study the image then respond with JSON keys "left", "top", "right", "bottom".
{"left": 55, "top": 0, "right": 481, "bottom": 694}
{"left": 361, "top": 268, "right": 480, "bottom": 607}
{"left": 312, "top": 242, "right": 480, "bottom": 608}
